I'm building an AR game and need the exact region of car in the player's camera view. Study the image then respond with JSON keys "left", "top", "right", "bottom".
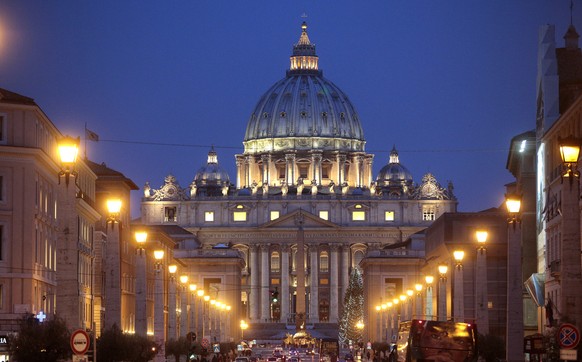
{"left": 289, "top": 358, "right": 300, "bottom": 362}
{"left": 267, "top": 357, "right": 279, "bottom": 362}
{"left": 235, "top": 358, "right": 250, "bottom": 362}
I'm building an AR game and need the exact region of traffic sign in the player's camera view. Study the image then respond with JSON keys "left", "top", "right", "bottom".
{"left": 201, "top": 337, "right": 210, "bottom": 348}
{"left": 71, "top": 329, "right": 90, "bottom": 355}
{"left": 558, "top": 323, "right": 580, "bottom": 349}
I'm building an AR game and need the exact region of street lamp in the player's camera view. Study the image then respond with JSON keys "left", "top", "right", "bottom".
{"left": 414, "top": 283, "right": 423, "bottom": 319}
{"left": 240, "top": 319, "right": 248, "bottom": 341}
{"left": 475, "top": 229, "right": 489, "bottom": 334}
{"left": 153, "top": 249, "right": 166, "bottom": 361}
{"left": 558, "top": 136, "right": 581, "bottom": 184}
{"left": 355, "top": 320, "right": 364, "bottom": 350}
{"left": 57, "top": 135, "right": 80, "bottom": 186}
{"left": 135, "top": 230, "right": 148, "bottom": 336}
{"left": 505, "top": 193, "right": 523, "bottom": 362}
{"left": 106, "top": 199, "right": 122, "bottom": 228}
{"left": 437, "top": 264, "right": 448, "bottom": 321}
{"left": 453, "top": 251, "right": 464, "bottom": 322}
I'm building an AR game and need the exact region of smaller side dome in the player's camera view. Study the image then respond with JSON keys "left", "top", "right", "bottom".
{"left": 191, "top": 148, "right": 231, "bottom": 197}
{"left": 376, "top": 146, "right": 413, "bottom": 196}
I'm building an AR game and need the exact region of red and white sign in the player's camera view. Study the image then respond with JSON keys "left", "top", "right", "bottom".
{"left": 201, "top": 337, "right": 210, "bottom": 348}
{"left": 558, "top": 323, "right": 580, "bottom": 350}
{"left": 70, "top": 329, "right": 90, "bottom": 355}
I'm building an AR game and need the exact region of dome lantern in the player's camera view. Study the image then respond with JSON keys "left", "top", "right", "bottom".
{"left": 289, "top": 22, "right": 319, "bottom": 75}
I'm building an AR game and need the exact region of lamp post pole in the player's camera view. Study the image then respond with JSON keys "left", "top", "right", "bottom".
{"left": 179, "top": 276, "right": 189, "bottom": 338}
{"left": 153, "top": 250, "right": 165, "bottom": 362}
{"left": 425, "top": 276, "right": 434, "bottom": 320}
{"left": 475, "top": 230, "right": 489, "bottom": 334}
{"left": 414, "top": 284, "right": 423, "bottom": 320}
{"left": 452, "top": 251, "right": 464, "bottom": 322}
{"left": 134, "top": 230, "right": 148, "bottom": 336}
{"left": 505, "top": 194, "right": 523, "bottom": 362}
{"left": 168, "top": 265, "right": 178, "bottom": 340}
{"left": 437, "top": 264, "right": 448, "bottom": 321}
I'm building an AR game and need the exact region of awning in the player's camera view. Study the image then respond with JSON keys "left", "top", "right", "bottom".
{"left": 524, "top": 273, "right": 545, "bottom": 307}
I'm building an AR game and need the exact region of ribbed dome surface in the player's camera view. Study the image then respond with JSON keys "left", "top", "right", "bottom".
{"left": 243, "top": 22, "right": 364, "bottom": 153}
{"left": 194, "top": 148, "right": 230, "bottom": 187}
{"left": 244, "top": 75, "right": 364, "bottom": 141}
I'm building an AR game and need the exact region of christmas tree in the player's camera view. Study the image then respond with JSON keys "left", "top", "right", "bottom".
{"left": 338, "top": 268, "right": 364, "bottom": 345}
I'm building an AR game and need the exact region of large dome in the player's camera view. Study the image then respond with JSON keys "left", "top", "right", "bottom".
{"left": 243, "top": 22, "right": 365, "bottom": 154}
{"left": 376, "top": 146, "right": 413, "bottom": 187}
{"left": 193, "top": 148, "right": 230, "bottom": 188}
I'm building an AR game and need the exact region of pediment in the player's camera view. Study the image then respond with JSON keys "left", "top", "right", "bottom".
{"left": 259, "top": 209, "right": 339, "bottom": 229}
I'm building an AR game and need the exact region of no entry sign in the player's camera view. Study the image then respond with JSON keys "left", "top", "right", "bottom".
{"left": 71, "top": 329, "right": 90, "bottom": 355}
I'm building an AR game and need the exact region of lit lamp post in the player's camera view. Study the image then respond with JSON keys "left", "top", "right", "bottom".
{"left": 399, "top": 294, "right": 407, "bottom": 321}
{"left": 203, "top": 294, "right": 211, "bottom": 339}
{"left": 57, "top": 135, "right": 80, "bottom": 187}
{"left": 135, "top": 230, "right": 148, "bottom": 336}
{"left": 437, "top": 264, "right": 448, "bottom": 321}
{"left": 505, "top": 194, "right": 522, "bottom": 362}
{"left": 153, "top": 250, "right": 165, "bottom": 362}
{"left": 406, "top": 289, "right": 413, "bottom": 321}
{"left": 425, "top": 275, "right": 434, "bottom": 320}
{"left": 386, "top": 301, "right": 394, "bottom": 342}
{"left": 375, "top": 305, "right": 382, "bottom": 343}
{"left": 240, "top": 319, "right": 248, "bottom": 341}
{"left": 475, "top": 230, "right": 489, "bottom": 334}
{"left": 196, "top": 289, "right": 205, "bottom": 340}
{"left": 452, "top": 250, "right": 464, "bottom": 322}
{"left": 414, "top": 283, "right": 423, "bottom": 319}
{"left": 557, "top": 137, "right": 582, "bottom": 329}
{"left": 356, "top": 320, "right": 364, "bottom": 352}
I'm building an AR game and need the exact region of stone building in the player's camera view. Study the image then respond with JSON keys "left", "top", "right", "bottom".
{"left": 140, "top": 22, "right": 457, "bottom": 341}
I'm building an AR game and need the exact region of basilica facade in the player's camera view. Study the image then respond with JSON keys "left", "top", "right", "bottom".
{"left": 139, "top": 22, "right": 457, "bottom": 341}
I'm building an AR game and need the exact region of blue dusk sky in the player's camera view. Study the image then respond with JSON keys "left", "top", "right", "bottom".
{"left": 0, "top": 1, "right": 576, "bottom": 217}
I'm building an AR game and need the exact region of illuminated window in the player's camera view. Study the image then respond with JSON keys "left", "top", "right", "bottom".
{"left": 385, "top": 211, "right": 395, "bottom": 221}
{"left": 271, "top": 252, "right": 280, "bottom": 272}
{"left": 322, "top": 163, "right": 331, "bottom": 179}
{"left": 352, "top": 211, "right": 366, "bottom": 221}
{"left": 236, "top": 204, "right": 244, "bottom": 209}
{"left": 164, "top": 207, "right": 177, "bottom": 222}
{"left": 319, "top": 251, "right": 329, "bottom": 272}
{"left": 270, "top": 211, "right": 280, "bottom": 220}
{"left": 319, "top": 211, "right": 329, "bottom": 220}
{"left": 320, "top": 278, "right": 329, "bottom": 285}
{"left": 355, "top": 204, "right": 362, "bottom": 209}
{"left": 422, "top": 206, "right": 436, "bottom": 221}
{"left": 488, "top": 301, "right": 493, "bottom": 309}
{"left": 204, "top": 211, "right": 214, "bottom": 222}
{"left": 233, "top": 211, "right": 247, "bottom": 222}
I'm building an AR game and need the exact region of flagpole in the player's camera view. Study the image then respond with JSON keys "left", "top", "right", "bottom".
{"left": 84, "top": 122, "right": 88, "bottom": 159}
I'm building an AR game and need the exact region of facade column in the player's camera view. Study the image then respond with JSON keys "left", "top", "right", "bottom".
{"left": 236, "top": 156, "right": 244, "bottom": 189}
{"left": 261, "top": 154, "right": 271, "bottom": 186}
{"left": 309, "top": 244, "right": 319, "bottom": 323}
{"left": 260, "top": 244, "right": 270, "bottom": 322}
{"left": 559, "top": 181, "right": 582, "bottom": 326}
{"left": 311, "top": 153, "right": 322, "bottom": 186}
{"left": 135, "top": 249, "right": 148, "bottom": 336}
{"left": 285, "top": 154, "right": 296, "bottom": 186}
{"left": 245, "top": 156, "right": 252, "bottom": 188}
{"left": 330, "top": 245, "right": 339, "bottom": 323}
{"left": 341, "top": 246, "right": 350, "bottom": 308}
{"left": 281, "top": 245, "right": 290, "bottom": 324}
{"left": 336, "top": 154, "right": 347, "bottom": 185}
{"left": 365, "top": 155, "right": 374, "bottom": 187}
{"left": 249, "top": 245, "right": 260, "bottom": 322}
{"left": 475, "top": 247, "right": 489, "bottom": 334}
{"left": 353, "top": 155, "right": 364, "bottom": 187}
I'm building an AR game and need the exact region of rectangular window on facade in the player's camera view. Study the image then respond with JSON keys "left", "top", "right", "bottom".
{"left": 277, "top": 165, "right": 285, "bottom": 179}
{"left": 233, "top": 211, "right": 247, "bottom": 222}
{"left": 271, "top": 278, "right": 280, "bottom": 285}
{"left": 422, "top": 206, "right": 435, "bottom": 221}
{"left": 164, "top": 207, "right": 177, "bottom": 222}
{"left": 319, "top": 210, "right": 329, "bottom": 220}
{"left": 320, "top": 278, "right": 329, "bottom": 285}
{"left": 385, "top": 211, "right": 395, "bottom": 221}
{"left": 204, "top": 211, "right": 214, "bottom": 222}
{"left": 270, "top": 211, "right": 280, "bottom": 220}
{"left": 351, "top": 211, "right": 366, "bottom": 221}
{"left": 322, "top": 165, "right": 330, "bottom": 179}
{"left": 298, "top": 165, "right": 309, "bottom": 179}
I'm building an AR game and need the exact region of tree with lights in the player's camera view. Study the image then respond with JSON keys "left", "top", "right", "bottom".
{"left": 339, "top": 268, "right": 364, "bottom": 346}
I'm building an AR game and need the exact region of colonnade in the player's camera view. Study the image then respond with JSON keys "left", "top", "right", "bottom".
{"left": 248, "top": 243, "right": 350, "bottom": 324}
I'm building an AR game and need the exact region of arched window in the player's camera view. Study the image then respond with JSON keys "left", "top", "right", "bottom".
{"left": 271, "top": 251, "right": 280, "bottom": 272}
{"left": 319, "top": 251, "right": 329, "bottom": 272}
{"left": 353, "top": 249, "right": 365, "bottom": 268}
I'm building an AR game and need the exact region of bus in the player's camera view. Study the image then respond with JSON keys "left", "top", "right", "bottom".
{"left": 396, "top": 320, "right": 477, "bottom": 362}
{"left": 319, "top": 338, "right": 339, "bottom": 362}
